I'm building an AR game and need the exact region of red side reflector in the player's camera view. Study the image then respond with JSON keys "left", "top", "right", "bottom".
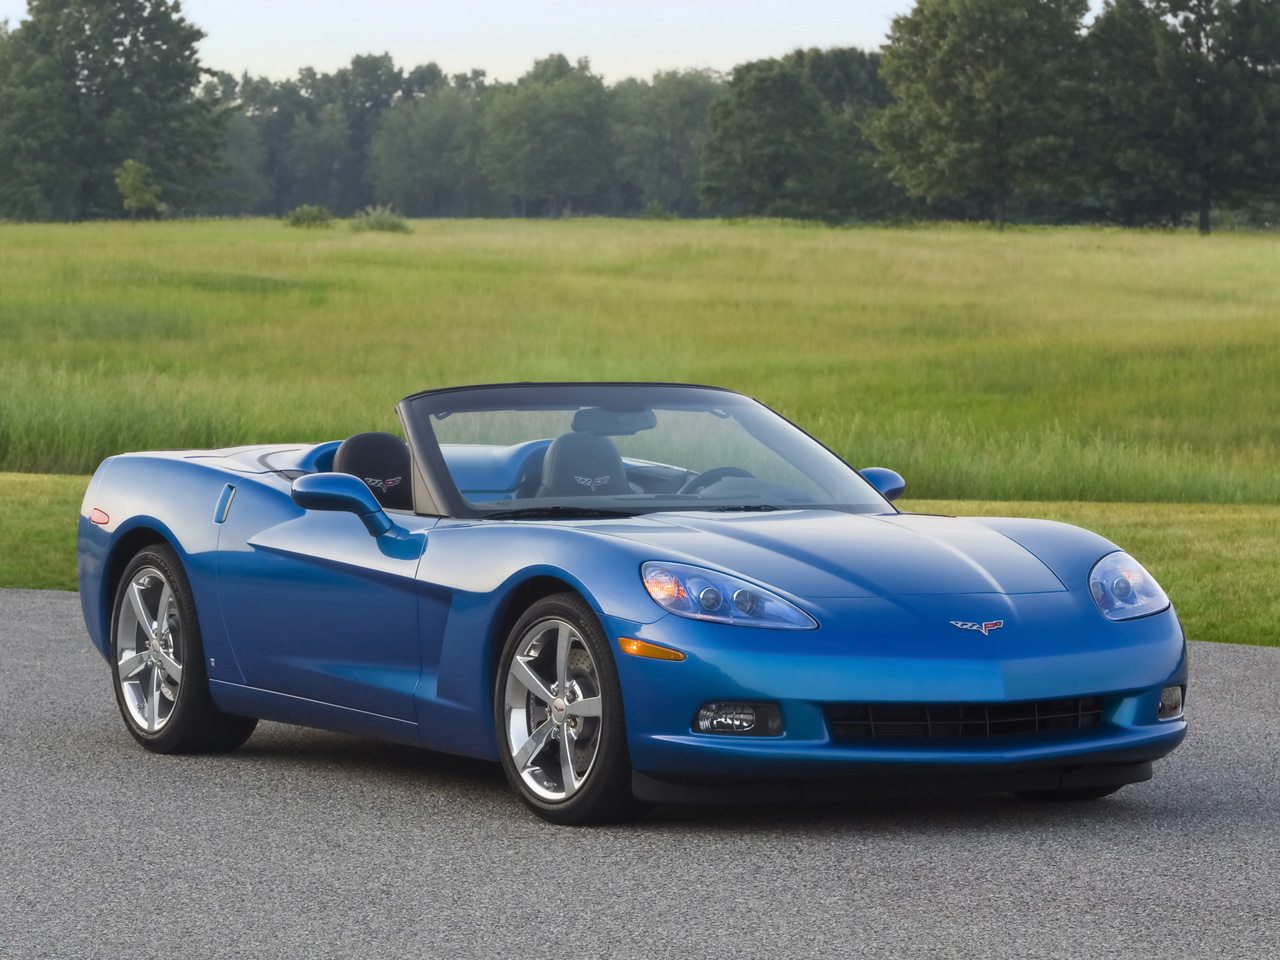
{"left": 90, "top": 508, "right": 110, "bottom": 525}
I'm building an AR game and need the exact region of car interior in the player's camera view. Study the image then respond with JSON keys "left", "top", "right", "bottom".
{"left": 322, "top": 425, "right": 696, "bottom": 511}
{"left": 255, "top": 397, "right": 887, "bottom": 518}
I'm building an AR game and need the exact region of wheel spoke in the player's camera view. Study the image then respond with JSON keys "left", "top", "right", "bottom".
{"left": 156, "top": 582, "right": 173, "bottom": 635}
{"left": 146, "top": 667, "right": 160, "bottom": 731}
{"left": 510, "top": 656, "right": 554, "bottom": 705}
{"left": 155, "top": 648, "right": 182, "bottom": 685}
{"left": 566, "top": 695, "right": 601, "bottom": 718}
{"left": 555, "top": 625, "right": 570, "bottom": 690}
{"left": 513, "top": 719, "right": 554, "bottom": 771}
{"left": 129, "top": 582, "right": 157, "bottom": 641}
{"left": 117, "top": 651, "right": 150, "bottom": 681}
{"left": 560, "top": 741, "right": 579, "bottom": 797}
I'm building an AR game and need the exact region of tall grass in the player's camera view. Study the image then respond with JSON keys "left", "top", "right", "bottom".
{"left": 1, "top": 219, "right": 1277, "bottom": 502}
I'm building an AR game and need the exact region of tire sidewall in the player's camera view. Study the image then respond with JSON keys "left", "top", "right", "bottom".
{"left": 110, "top": 544, "right": 210, "bottom": 752}
{"left": 494, "top": 593, "right": 634, "bottom": 823}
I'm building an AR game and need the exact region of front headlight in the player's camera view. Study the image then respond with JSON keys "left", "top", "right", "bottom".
{"left": 641, "top": 562, "right": 817, "bottom": 630}
{"left": 1088, "top": 551, "right": 1170, "bottom": 621}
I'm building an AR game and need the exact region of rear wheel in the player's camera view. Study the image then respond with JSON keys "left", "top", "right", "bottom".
{"left": 495, "top": 593, "right": 646, "bottom": 825}
{"left": 110, "top": 544, "right": 257, "bottom": 754}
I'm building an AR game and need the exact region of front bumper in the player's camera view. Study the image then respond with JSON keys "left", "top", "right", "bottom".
{"left": 603, "top": 596, "right": 1189, "bottom": 792}
{"left": 632, "top": 758, "right": 1164, "bottom": 804}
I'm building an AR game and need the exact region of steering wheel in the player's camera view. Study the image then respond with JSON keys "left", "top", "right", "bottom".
{"left": 679, "top": 466, "right": 755, "bottom": 495}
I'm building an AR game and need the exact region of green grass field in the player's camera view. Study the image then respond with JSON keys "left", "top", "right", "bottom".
{"left": 5, "top": 473, "right": 1274, "bottom": 646}
{"left": 1, "top": 219, "right": 1278, "bottom": 501}
{"left": 1, "top": 219, "right": 1276, "bottom": 645}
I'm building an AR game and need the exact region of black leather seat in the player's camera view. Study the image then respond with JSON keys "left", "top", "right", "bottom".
{"left": 536, "top": 432, "right": 630, "bottom": 498}
{"left": 332, "top": 432, "right": 413, "bottom": 511}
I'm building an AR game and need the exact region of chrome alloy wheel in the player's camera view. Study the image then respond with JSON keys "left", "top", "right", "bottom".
{"left": 502, "top": 618, "right": 604, "bottom": 802}
{"left": 115, "top": 566, "right": 184, "bottom": 733}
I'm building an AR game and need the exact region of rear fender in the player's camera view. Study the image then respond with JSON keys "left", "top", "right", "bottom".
{"left": 76, "top": 455, "right": 242, "bottom": 677}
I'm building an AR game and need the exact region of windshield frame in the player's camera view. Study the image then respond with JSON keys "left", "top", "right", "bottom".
{"left": 396, "top": 382, "right": 896, "bottom": 520}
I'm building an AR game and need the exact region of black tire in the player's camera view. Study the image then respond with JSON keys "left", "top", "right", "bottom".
{"left": 109, "top": 544, "right": 257, "bottom": 754}
{"left": 494, "top": 592, "right": 648, "bottom": 825}
{"left": 1016, "top": 785, "right": 1125, "bottom": 802}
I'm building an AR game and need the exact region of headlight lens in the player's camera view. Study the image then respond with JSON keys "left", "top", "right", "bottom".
{"left": 641, "top": 562, "right": 817, "bottom": 630}
{"left": 1088, "top": 551, "right": 1169, "bottom": 621}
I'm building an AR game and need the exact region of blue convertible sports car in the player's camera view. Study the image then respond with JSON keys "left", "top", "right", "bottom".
{"left": 78, "top": 382, "right": 1187, "bottom": 823}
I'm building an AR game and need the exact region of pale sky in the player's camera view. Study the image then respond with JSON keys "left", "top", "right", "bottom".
{"left": 0, "top": 1, "right": 914, "bottom": 82}
{"left": 0, "top": 2, "right": 1107, "bottom": 82}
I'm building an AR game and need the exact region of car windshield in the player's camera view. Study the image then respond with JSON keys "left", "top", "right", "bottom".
{"left": 400, "top": 384, "right": 892, "bottom": 518}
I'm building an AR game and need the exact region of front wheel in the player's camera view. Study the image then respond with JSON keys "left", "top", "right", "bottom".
{"left": 110, "top": 544, "right": 257, "bottom": 754}
{"left": 495, "top": 593, "right": 646, "bottom": 825}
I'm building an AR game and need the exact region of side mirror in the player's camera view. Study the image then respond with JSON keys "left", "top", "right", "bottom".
{"left": 291, "top": 473, "right": 394, "bottom": 536}
{"left": 860, "top": 467, "right": 906, "bottom": 502}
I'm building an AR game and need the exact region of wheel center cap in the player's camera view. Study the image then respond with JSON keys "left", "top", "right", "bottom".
{"left": 551, "top": 697, "right": 568, "bottom": 724}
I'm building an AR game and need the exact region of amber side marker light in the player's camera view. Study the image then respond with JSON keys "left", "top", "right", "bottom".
{"left": 619, "top": 637, "right": 686, "bottom": 662}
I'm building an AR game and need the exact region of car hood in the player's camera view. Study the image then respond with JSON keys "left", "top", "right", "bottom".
{"left": 590, "top": 510, "right": 1068, "bottom": 599}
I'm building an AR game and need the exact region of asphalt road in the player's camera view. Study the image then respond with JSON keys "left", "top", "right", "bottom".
{"left": 2, "top": 588, "right": 1277, "bottom": 959}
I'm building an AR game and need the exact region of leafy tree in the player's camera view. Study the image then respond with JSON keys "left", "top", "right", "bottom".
{"left": 784, "top": 48, "right": 908, "bottom": 220}
{"left": 700, "top": 59, "right": 831, "bottom": 217}
{"left": 237, "top": 73, "right": 311, "bottom": 214}
{"left": 451, "top": 69, "right": 489, "bottom": 93}
{"left": 232, "top": 55, "right": 406, "bottom": 216}
{"left": 481, "top": 55, "right": 613, "bottom": 215}
{"left": 1086, "top": 0, "right": 1193, "bottom": 225}
{"left": 371, "top": 84, "right": 495, "bottom": 216}
{"left": 284, "top": 102, "right": 353, "bottom": 212}
{"left": 402, "top": 62, "right": 446, "bottom": 99}
{"left": 1084, "top": 0, "right": 1280, "bottom": 232}
{"left": 194, "top": 73, "right": 270, "bottom": 215}
{"left": 303, "top": 54, "right": 404, "bottom": 212}
{"left": 0, "top": 0, "right": 224, "bottom": 220}
{"left": 0, "top": 16, "right": 77, "bottom": 218}
{"left": 871, "top": 0, "right": 1090, "bottom": 225}
{"left": 202, "top": 112, "right": 270, "bottom": 214}
{"left": 1155, "top": 0, "right": 1280, "bottom": 233}
{"left": 611, "top": 70, "right": 722, "bottom": 216}
{"left": 700, "top": 50, "right": 902, "bottom": 221}
{"left": 114, "top": 159, "right": 164, "bottom": 216}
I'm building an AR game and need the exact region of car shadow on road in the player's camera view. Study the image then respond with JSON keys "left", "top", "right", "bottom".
{"left": 641, "top": 792, "right": 1169, "bottom": 834}
{"left": 222, "top": 723, "right": 1184, "bottom": 832}
{"left": 230, "top": 724, "right": 510, "bottom": 793}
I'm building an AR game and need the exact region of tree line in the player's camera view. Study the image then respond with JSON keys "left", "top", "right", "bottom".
{"left": 1, "top": 0, "right": 1278, "bottom": 232}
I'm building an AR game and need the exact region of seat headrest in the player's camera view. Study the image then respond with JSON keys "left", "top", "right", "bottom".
{"left": 537, "top": 431, "right": 630, "bottom": 498}
{"left": 332, "top": 432, "right": 413, "bottom": 511}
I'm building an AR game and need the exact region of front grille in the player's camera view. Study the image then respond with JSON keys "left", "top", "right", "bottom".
{"left": 826, "top": 697, "right": 1105, "bottom": 743}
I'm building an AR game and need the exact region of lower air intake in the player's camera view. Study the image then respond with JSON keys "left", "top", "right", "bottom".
{"left": 826, "top": 697, "right": 1105, "bottom": 742}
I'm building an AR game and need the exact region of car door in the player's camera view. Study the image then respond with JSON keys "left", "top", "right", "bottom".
{"left": 214, "top": 479, "right": 436, "bottom": 722}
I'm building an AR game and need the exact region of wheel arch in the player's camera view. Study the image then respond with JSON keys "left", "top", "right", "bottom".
{"left": 97, "top": 524, "right": 182, "bottom": 654}
{"left": 485, "top": 574, "right": 585, "bottom": 698}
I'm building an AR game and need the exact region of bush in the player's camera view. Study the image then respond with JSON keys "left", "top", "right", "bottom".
{"left": 284, "top": 205, "right": 334, "bottom": 228}
{"left": 642, "top": 199, "right": 675, "bottom": 220}
{"left": 115, "top": 160, "right": 166, "bottom": 218}
{"left": 349, "top": 205, "right": 410, "bottom": 233}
